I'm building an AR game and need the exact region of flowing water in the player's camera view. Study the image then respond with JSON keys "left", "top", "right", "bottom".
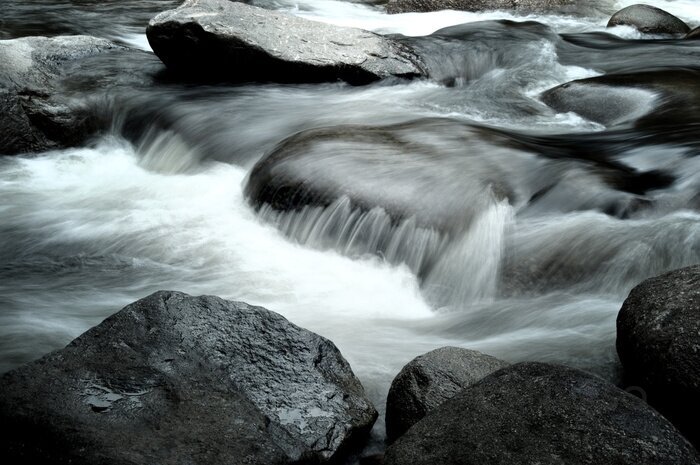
{"left": 1, "top": 0, "right": 700, "bottom": 450}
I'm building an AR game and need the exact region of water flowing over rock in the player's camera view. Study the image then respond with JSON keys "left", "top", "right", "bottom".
{"left": 146, "top": 0, "right": 425, "bottom": 84}
{"left": 0, "top": 35, "right": 117, "bottom": 155}
{"left": 607, "top": 4, "right": 690, "bottom": 35}
{"left": 385, "top": 347, "right": 507, "bottom": 442}
{"left": 0, "top": 35, "right": 161, "bottom": 155}
{"left": 617, "top": 266, "right": 700, "bottom": 447}
{"left": 0, "top": 291, "right": 377, "bottom": 465}
{"left": 384, "top": 362, "right": 700, "bottom": 465}
{"left": 540, "top": 69, "right": 700, "bottom": 131}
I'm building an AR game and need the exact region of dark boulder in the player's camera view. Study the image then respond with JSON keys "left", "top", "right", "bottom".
{"left": 0, "top": 291, "right": 377, "bottom": 465}
{"left": 0, "top": 35, "right": 162, "bottom": 156}
{"left": 541, "top": 69, "right": 700, "bottom": 130}
{"left": 617, "top": 265, "right": 700, "bottom": 446}
{"left": 385, "top": 0, "right": 598, "bottom": 15}
{"left": 687, "top": 26, "right": 700, "bottom": 39}
{"left": 384, "top": 362, "right": 700, "bottom": 465}
{"left": 607, "top": 4, "right": 690, "bottom": 34}
{"left": 146, "top": 0, "right": 425, "bottom": 85}
{"left": 385, "top": 347, "right": 507, "bottom": 442}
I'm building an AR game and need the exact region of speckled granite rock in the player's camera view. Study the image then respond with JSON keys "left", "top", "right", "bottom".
{"left": 0, "top": 291, "right": 377, "bottom": 465}
{"left": 147, "top": 0, "right": 425, "bottom": 84}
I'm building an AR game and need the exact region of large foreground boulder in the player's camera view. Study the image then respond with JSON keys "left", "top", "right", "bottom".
{"left": 385, "top": 347, "right": 507, "bottom": 442}
{"left": 617, "top": 265, "right": 700, "bottom": 446}
{"left": 384, "top": 362, "right": 699, "bottom": 465}
{"left": 0, "top": 291, "right": 377, "bottom": 465}
{"left": 0, "top": 35, "right": 162, "bottom": 155}
{"left": 607, "top": 4, "right": 690, "bottom": 34}
{"left": 146, "top": 0, "right": 425, "bottom": 84}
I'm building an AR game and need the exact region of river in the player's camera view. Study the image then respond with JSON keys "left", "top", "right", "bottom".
{"left": 1, "top": 0, "right": 699, "bottom": 446}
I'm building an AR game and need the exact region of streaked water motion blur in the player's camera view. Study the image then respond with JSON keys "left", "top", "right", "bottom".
{"left": 1, "top": 0, "right": 699, "bottom": 445}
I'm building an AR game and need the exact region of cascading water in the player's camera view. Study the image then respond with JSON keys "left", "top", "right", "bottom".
{"left": 1, "top": 0, "right": 699, "bottom": 448}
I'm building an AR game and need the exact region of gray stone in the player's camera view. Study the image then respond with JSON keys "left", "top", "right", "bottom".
{"left": 607, "top": 4, "right": 690, "bottom": 34}
{"left": 541, "top": 69, "right": 700, "bottom": 129}
{"left": 0, "top": 291, "right": 377, "bottom": 465}
{"left": 617, "top": 265, "right": 700, "bottom": 446}
{"left": 385, "top": 347, "right": 507, "bottom": 442}
{"left": 0, "top": 35, "right": 160, "bottom": 156}
{"left": 146, "top": 0, "right": 425, "bottom": 85}
{"left": 687, "top": 26, "right": 700, "bottom": 39}
{"left": 385, "top": 362, "right": 700, "bottom": 465}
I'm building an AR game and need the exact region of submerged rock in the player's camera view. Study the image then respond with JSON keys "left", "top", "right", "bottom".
{"left": 0, "top": 35, "right": 161, "bottom": 155}
{"left": 385, "top": 347, "right": 507, "bottom": 442}
{"left": 0, "top": 291, "right": 377, "bottom": 465}
{"left": 384, "top": 362, "right": 700, "bottom": 465}
{"left": 541, "top": 69, "right": 700, "bottom": 129}
{"left": 147, "top": 0, "right": 425, "bottom": 84}
{"left": 607, "top": 4, "right": 690, "bottom": 34}
{"left": 617, "top": 265, "right": 700, "bottom": 446}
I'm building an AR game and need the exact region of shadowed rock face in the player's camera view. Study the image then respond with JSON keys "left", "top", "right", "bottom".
{"left": 385, "top": 347, "right": 507, "bottom": 442}
{"left": 0, "top": 35, "right": 118, "bottom": 155}
{"left": 541, "top": 69, "right": 700, "bottom": 130}
{"left": 384, "top": 363, "right": 700, "bottom": 465}
{"left": 146, "top": 0, "right": 425, "bottom": 84}
{"left": 0, "top": 291, "right": 377, "bottom": 465}
{"left": 0, "top": 35, "right": 161, "bottom": 155}
{"left": 617, "top": 266, "right": 700, "bottom": 447}
{"left": 607, "top": 4, "right": 690, "bottom": 34}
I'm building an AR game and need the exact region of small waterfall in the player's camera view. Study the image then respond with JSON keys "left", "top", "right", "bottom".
{"left": 423, "top": 200, "right": 514, "bottom": 308}
{"left": 257, "top": 194, "right": 514, "bottom": 310}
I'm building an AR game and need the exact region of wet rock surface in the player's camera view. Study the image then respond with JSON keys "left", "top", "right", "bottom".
{"left": 541, "top": 69, "right": 700, "bottom": 130}
{"left": 0, "top": 35, "right": 161, "bottom": 155}
{"left": 607, "top": 4, "right": 690, "bottom": 34}
{"left": 384, "top": 362, "right": 700, "bottom": 465}
{"left": 146, "top": 0, "right": 425, "bottom": 84}
{"left": 617, "top": 265, "right": 700, "bottom": 447}
{"left": 385, "top": 347, "right": 507, "bottom": 442}
{"left": 0, "top": 291, "right": 377, "bottom": 465}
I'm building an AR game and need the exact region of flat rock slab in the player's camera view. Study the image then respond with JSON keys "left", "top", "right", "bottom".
{"left": 0, "top": 291, "right": 377, "bottom": 465}
{"left": 607, "top": 4, "right": 690, "bottom": 34}
{"left": 617, "top": 265, "right": 700, "bottom": 446}
{"left": 385, "top": 347, "right": 507, "bottom": 442}
{"left": 384, "top": 362, "right": 700, "bottom": 465}
{"left": 147, "top": 0, "right": 425, "bottom": 84}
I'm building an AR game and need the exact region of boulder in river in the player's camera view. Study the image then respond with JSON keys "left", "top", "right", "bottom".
{"left": 617, "top": 265, "right": 700, "bottom": 447}
{"left": 687, "top": 26, "right": 700, "bottom": 39}
{"left": 0, "top": 35, "right": 162, "bottom": 156}
{"left": 384, "top": 362, "right": 700, "bottom": 465}
{"left": 607, "top": 4, "right": 690, "bottom": 35}
{"left": 541, "top": 69, "right": 700, "bottom": 130}
{"left": 0, "top": 291, "right": 377, "bottom": 465}
{"left": 385, "top": 347, "right": 507, "bottom": 442}
{"left": 146, "top": 0, "right": 425, "bottom": 84}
